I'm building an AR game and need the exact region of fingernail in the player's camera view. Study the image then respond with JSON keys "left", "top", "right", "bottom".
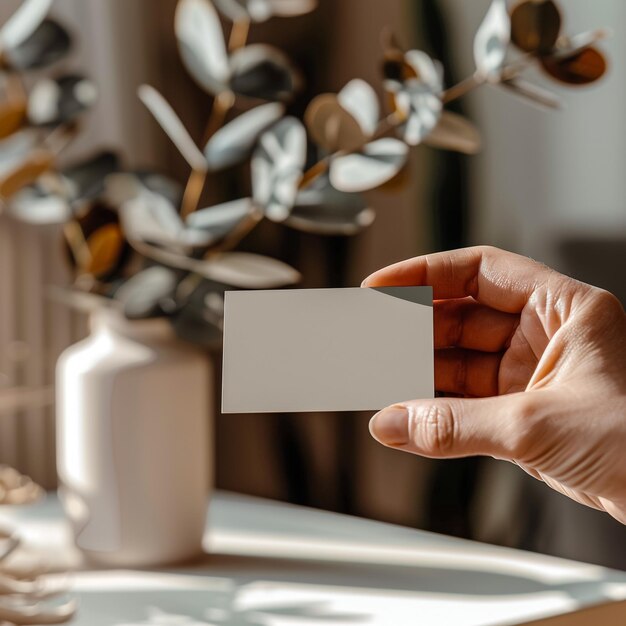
{"left": 369, "top": 406, "right": 409, "bottom": 446}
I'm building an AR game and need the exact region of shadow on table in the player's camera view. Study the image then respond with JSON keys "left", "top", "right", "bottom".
{"left": 74, "top": 551, "right": 626, "bottom": 626}
{"left": 76, "top": 587, "right": 365, "bottom": 626}
{"left": 183, "top": 551, "right": 626, "bottom": 602}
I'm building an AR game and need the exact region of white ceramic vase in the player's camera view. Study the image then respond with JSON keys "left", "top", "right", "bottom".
{"left": 56, "top": 308, "right": 212, "bottom": 567}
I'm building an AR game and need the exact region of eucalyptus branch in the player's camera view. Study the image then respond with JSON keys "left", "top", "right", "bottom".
{"left": 299, "top": 51, "right": 546, "bottom": 192}
{"left": 181, "top": 91, "right": 236, "bottom": 219}
{"left": 181, "top": 17, "right": 243, "bottom": 220}
{"left": 443, "top": 52, "right": 537, "bottom": 104}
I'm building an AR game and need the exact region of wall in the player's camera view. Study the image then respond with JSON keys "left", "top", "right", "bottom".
{"left": 441, "top": 0, "right": 626, "bottom": 268}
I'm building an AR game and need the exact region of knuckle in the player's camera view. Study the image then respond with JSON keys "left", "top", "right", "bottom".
{"left": 408, "top": 403, "right": 456, "bottom": 456}
{"left": 591, "top": 288, "right": 625, "bottom": 319}
{"left": 476, "top": 244, "right": 499, "bottom": 256}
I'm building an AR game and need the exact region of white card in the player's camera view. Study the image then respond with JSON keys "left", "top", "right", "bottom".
{"left": 222, "top": 287, "right": 433, "bottom": 413}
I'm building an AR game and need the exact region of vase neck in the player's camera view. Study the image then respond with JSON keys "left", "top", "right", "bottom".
{"left": 90, "top": 308, "right": 175, "bottom": 342}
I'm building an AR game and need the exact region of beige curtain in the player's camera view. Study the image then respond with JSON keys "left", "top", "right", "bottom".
{"left": 0, "top": 0, "right": 166, "bottom": 487}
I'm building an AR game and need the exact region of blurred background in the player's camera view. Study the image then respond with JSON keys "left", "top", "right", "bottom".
{"left": 1, "top": 0, "right": 625, "bottom": 569}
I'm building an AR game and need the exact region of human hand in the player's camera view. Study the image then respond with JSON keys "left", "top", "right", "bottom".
{"left": 363, "top": 246, "right": 626, "bottom": 524}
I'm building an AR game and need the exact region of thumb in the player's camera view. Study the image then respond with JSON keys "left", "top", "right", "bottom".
{"left": 369, "top": 393, "right": 542, "bottom": 461}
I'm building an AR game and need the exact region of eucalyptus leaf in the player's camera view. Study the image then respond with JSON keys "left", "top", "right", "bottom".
{"left": 0, "top": 148, "right": 54, "bottom": 199}
{"left": 204, "top": 102, "right": 284, "bottom": 170}
{"left": 252, "top": 116, "right": 306, "bottom": 221}
{"left": 289, "top": 175, "right": 374, "bottom": 235}
{"left": 510, "top": 0, "right": 561, "bottom": 55}
{"left": 229, "top": 44, "right": 302, "bottom": 101}
{"left": 0, "top": 130, "right": 38, "bottom": 178}
{"left": 329, "top": 138, "right": 408, "bottom": 193}
{"left": 107, "top": 170, "right": 183, "bottom": 210}
{"left": 27, "top": 74, "right": 97, "bottom": 127}
{"left": 104, "top": 172, "right": 147, "bottom": 208}
{"left": 304, "top": 93, "right": 367, "bottom": 153}
{"left": 268, "top": 0, "right": 317, "bottom": 18}
{"left": 175, "top": 0, "right": 230, "bottom": 95}
{"left": 186, "top": 197, "right": 259, "bottom": 242}
{"left": 4, "top": 19, "right": 71, "bottom": 70}
{"left": 0, "top": 99, "right": 27, "bottom": 140}
{"left": 134, "top": 243, "right": 300, "bottom": 288}
{"left": 0, "top": 0, "right": 53, "bottom": 51}
{"left": 197, "top": 251, "right": 300, "bottom": 288}
{"left": 84, "top": 223, "right": 125, "bottom": 279}
{"left": 473, "top": 0, "right": 510, "bottom": 80}
{"left": 424, "top": 111, "right": 482, "bottom": 154}
{"left": 138, "top": 84, "right": 208, "bottom": 172}
{"left": 115, "top": 266, "right": 180, "bottom": 319}
{"left": 337, "top": 78, "right": 379, "bottom": 137}
{"left": 136, "top": 171, "right": 184, "bottom": 208}
{"left": 388, "top": 78, "right": 442, "bottom": 146}
{"left": 541, "top": 46, "right": 607, "bottom": 85}
{"left": 214, "top": 0, "right": 317, "bottom": 22}
{"left": 383, "top": 50, "right": 443, "bottom": 146}
{"left": 404, "top": 50, "right": 443, "bottom": 90}
{"left": 66, "top": 203, "right": 129, "bottom": 281}
{"left": 213, "top": 0, "right": 270, "bottom": 21}
{"left": 8, "top": 182, "right": 71, "bottom": 224}
{"left": 304, "top": 79, "right": 378, "bottom": 152}
{"left": 119, "top": 179, "right": 214, "bottom": 249}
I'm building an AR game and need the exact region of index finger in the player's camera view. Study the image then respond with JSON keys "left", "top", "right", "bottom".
{"left": 362, "top": 246, "right": 553, "bottom": 313}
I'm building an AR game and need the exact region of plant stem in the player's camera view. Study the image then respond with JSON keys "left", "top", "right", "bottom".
{"left": 441, "top": 73, "right": 484, "bottom": 104}
{"left": 63, "top": 221, "right": 91, "bottom": 271}
{"left": 229, "top": 19, "right": 250, "bottom": 52}
{"left": 299, "top": 159, "right": 329, "bottom": 189}
{"left": 370, "top": 114, "right": 398, "bottom": 140}
{"left": 202, "top": 90, "right": 236, "bottom": 145}
{"left": 180, "top": 168, "right": 208, "bottom": 219}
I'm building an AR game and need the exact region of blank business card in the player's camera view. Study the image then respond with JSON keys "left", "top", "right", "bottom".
{"left": 222, "top": 287, "right": 433, "bottom": 413}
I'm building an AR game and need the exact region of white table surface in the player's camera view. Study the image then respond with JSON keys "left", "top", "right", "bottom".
{"left": 1, "top": 491, "right": 625, "bottom": 626}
